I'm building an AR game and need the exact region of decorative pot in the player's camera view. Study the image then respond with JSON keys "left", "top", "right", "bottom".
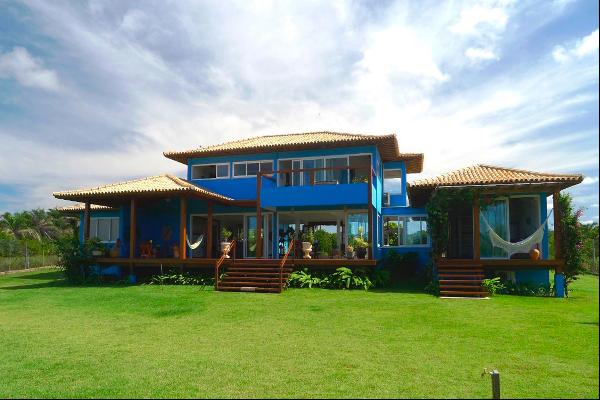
{"left": 220, "top": 242, "right": 231, "bottom": 258}
{"left": 91, "top": 250, "right": 103, "bottom": 257}
{"left": 302, "top": 242, "right": 313, "bottom": 259}
{"left": 172, "top": 245, "right": 179, "bottom": 259}
{"left": 529, "top": 248, "right": 540, "bottom": 260}
{"left": 345, "top": 251, "right": 355, "bottom": 259}
{"left": 356, "top": 247, "right": 367, "bottom": 259}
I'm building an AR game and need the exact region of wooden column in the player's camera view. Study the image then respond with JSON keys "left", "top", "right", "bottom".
{"left": 83, "top": 202, "right": 91, "bottom": 241}
{"left": 473, "top": 196, "right": 481, "bottom": 260}
{"left": 367, "top": 169, "right": 373, "bottom": 259}
{"left": 179, "top": 196, "right": 187, "bottom": 261}
{"left": 207, "top": 202, "right": 213, "bottom": 259}
{"left": 129, "top": 198, "right": 136, "bottom": 259}
{"left": 553, "top": 191, "right": 562, "bottom": 261}
{"left": 256, "top": 173, "right": 263, "bottom": 258}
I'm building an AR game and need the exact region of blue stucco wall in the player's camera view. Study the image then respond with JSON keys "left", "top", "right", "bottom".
{"left": 515, "top": 269, "right": 550, "bottom": 286}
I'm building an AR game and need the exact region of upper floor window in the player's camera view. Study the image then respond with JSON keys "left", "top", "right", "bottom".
{"left": 233, "top": 161, "right": 273, "bottom": 177}
{"left": 383, "top": 169, "right": 403, "bottom": 194}
{"left": 90, "top": 217, "right": 119, "bottom": 242}
{"left": 191, "top": 163, "right": 229, "bottom": 179}
{"left": 277, "top": 154, "right": 371, "bottom": 186}
{"left": 383, "top": 215, "right": 428, "bottom": 246}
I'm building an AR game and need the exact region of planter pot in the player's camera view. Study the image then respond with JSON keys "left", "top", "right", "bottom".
{"left": 302, "top": 242, "right": 313, "bottom": 259}
{"left": 529, "top": 248, "right": 540, "bottom": 260}
{"left": 221, "top": 242, "right": 231, "bottom": 258}
{"left": 345, "top": 251, "right": 355, "bottom": 259}
{"left": 356, "top": 247, "right": 367, "bottom": 259}
{"left": 91, "top": 250, "right": 103, "bottom": 257}
{"left": 172, "top": 245, "right": 179, "bottom": 259}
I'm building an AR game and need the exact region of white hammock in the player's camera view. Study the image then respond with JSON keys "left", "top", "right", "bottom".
{"left": 186, "top": 234, "right": 204, "bottom": 250}
{"left": 481, "top": 210, "right": 552, "bottom": 257}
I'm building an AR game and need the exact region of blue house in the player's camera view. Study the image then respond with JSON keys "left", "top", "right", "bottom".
{"left": 54, "top": 132, "right": 582, "bottom": 296}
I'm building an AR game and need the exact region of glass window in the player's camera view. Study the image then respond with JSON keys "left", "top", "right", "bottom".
{"left": 278, "top": 160, "right": 292, "bottom": 186}
{"left": 382, "top": 216, "right": 428, "bottom": 246}
{"left": 384, "top": 169, "right": 403, "bottom": 194}
{"left": 217, "top": 164, "right": 229, "bottom": 178}
{"left": 192, "top": 164, "right": 228, "bottom": 179}
{"left": 480, "top": 199, "right": 509, "bottom": 258}
{"left": 383, "top": 217, "right": 399, "bottom": 246}
{"left": 349, "top": 155, "right": 370, "bottom": 183}
{"left": 90, "top": 217, "right": 119, "bottom": 242}
{"left": 302, "top": 159, "right": 315, "bottom": 184}
{"left": 347, "top": 213, "right": 368, "bottom": 245}
{"left": 247, "top": 162, "right": 260, "bottom": 176}
{"left": 234, "top": 163, "right": 246, "bottom": 177}
{"left": 260, "top": 162, "right": 273, "bottom": 174}
{"left": 326, "top": 157, "right": 348, "bottom": 184}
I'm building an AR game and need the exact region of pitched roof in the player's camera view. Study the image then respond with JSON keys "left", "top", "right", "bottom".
{"left": 410, "top": 164, "right": 583, "bottom": 189}
{"left": 163, "top": 131, "right": 424, "bottom": 173}
{"left": 53, "top": 174, "right": 233, "bottom": 204}
{"left": 56, "top": 204, "right": 117, "bottom": 212}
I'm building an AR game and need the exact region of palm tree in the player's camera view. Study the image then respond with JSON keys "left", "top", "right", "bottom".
{"left": 0, "top": 212, "right": 39, "bottom": 240}
{"left": 29, "top": 209, "right": 60, "bottom": 240}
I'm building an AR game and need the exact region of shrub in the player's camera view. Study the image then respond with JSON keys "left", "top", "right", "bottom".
{"left": 55, "top": 236, "right": 103, "bottom": 283}
{"left": 287, "top": 267, "right": 378, "bottom": 290}
{"left": 481, "top": 277, "right": 505, "bottom": 295}
{"left": 502, "top": 281, "right": 553, "bottom": 297}
{"left": 314, "top": 229, "right": 336, "bottom": 255}
{"left": 149, "top": 270, "right": 214, "bottom": 288}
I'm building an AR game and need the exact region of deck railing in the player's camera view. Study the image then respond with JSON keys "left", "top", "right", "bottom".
{"left": 279, "top": 238, "right": 295, "bottom": 289}
{"left": 261, "top": 165, "right": 373, "bottom": 187}
{"left": 215, "top": 240, "right": 235, "bottom": 291}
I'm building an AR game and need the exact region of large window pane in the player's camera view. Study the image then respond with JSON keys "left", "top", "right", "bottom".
{"left": 278, "top": 160, "right": 292, "bottom": 186}
{"left": 480, "top": 199, "right": 509, "bottom": 258}
{"left": 347, "top": 213, "right": 368, "bottom": 245}
{"left": 233, "top": 163, "right": 246, "bottom": 177}
{"left": 110, "top": 218, "right": 119, "bottom": 241}
{"left": 349, "top": 155, "right": 370, "bottom": 183}
{"left": 97, "top": 219, "right": 111, "bottom": 242}
{"left": 384, "top": 169, "right": 403, "bottom": 194}
{"left": 216, "top": 164, "right": 229, "bottom": 178}
{"left": 247, "top": 162, "right": 260, "bottom": 176}
{"left": 192, "top": 165, "right": 216, "bottom": 179}
{"left": 326, "top": 157, "right": 348, "bottom": 184}
{"left": 384, "top": 217, "right": 399, "bottom": 246}
{"left": 260, "top": 161, "right": 273, "bottom": 174}
{"left": 302, "top": 159, "right": 315, "bottom": 184}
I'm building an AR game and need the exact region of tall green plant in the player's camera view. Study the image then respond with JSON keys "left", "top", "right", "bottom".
{"left": 557, "top": 193, "right": 585, "bottom": 296}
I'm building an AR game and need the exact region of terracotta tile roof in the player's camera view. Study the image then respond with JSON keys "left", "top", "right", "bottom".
{"left": 53, "top": 174, "right": 233, "bottom": 203}
{"left": 163, "top": 131, "right": 424, "bottom": 173}
{"left": 56, "top": 204, "right": 117, "bottom": 212}
{"left": 410, "top": 164, "right": 583, "bottom": 189}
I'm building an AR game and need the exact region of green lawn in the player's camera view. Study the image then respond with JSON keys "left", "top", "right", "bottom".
{"left": 0, "top": 271, "right": 597, "bottom": 399}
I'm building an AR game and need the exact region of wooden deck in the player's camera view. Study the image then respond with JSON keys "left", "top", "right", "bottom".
{"left": 93, "top": 257, "right": 377, "bottom": 268}
{"left": 436, "top": 258, "right": 564, "bottom": 270}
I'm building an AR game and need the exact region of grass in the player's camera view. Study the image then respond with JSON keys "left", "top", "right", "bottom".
{"left": 0, "top": 270, "right": 597, "bottom": 399}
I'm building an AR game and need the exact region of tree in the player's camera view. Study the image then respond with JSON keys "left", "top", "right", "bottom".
{"left": 556, "top": 193, "right": 585, "bottom": 296}
{"left": 28, "top": 209, "right": 60, "bottom": 240}
{"left": 0, "top": 212, "right": 38, "bottom": 240}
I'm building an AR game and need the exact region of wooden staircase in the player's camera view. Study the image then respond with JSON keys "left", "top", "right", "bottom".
{"left": 215, "top": 240, "right": 295, "bottom": 293}
{"left": 437, "top": 259, "right": 488, "bottom": 298}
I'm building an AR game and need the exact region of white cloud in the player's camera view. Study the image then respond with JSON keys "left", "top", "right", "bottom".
{"left": 450, "top": 5, "right": 508, "bottom": 35}
{"left": 553, "top": 29, "right": 599, "bottom": 63}
{"left": 582, "top": 176, "right": 599, "bottom": 185}
{"left": 465, "top": 47, "right": 499, "bottom": 62}
{"left": 0, "top": 47, "right": 61, "bottom": 91}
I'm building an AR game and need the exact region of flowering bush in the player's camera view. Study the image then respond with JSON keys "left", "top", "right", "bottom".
{"left": 557, "top": 193, "right": 585, "bottom": 297}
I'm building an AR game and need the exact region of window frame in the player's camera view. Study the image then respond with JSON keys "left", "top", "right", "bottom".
{"left": 232, "top": 160, "right": 274, "bottom": 178}
{"left": 383, "top": 168, "right": 403, "bottom": 195}
{"left": 277, "top": 153, "right": 372, "bottom": 187}
{"left": 383, "top": 214, "right": 429, "bottom": 248}
{"left": 190, "top": 163, "right": 230, "bottom": 180}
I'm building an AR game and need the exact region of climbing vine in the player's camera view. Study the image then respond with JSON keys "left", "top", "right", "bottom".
{"left": 426, "top": 188, "right": 476, "bottom": 258}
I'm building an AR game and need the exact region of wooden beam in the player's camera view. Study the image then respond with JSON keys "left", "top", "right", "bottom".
{"left": 256, "top": 173, "right": 263, "bottom": 258}
{"left": 179, "top": 196, "right": 187, "bottom": 260}
{"left": 207, "top": 202, "right": 213, "bottom": 259}
{"left": 473, "top": 196, "right": 481, "bottom": 260}
{"left": 129, "top": 198, "right": 136, "bottom": 259}
{"left": 83, "top": 202, "right": 91, "bottom": 241}
{"left": 553, "top": 191, "right": 562, "bottom": 262}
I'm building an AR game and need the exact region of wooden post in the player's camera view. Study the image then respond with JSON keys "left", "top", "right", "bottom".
{"left": 83, "top": 202, "right": 91, "bottom": 241}
{"left": 491, "top": 370, "right": 500, "bottom": 399}
{"left": 207, "top": 201, "right": 213, "bottom": 259}
{"left": 367, "top": 169, "right": 373, "bottom": 259}
{"left": 553, "top": 191, "right": 562, "bottom": 261}
{"left": 473, "top": 196, "right": 481, "bottom": 260}
{"left": 256, "top": 173, "right": 263, "bottom": 258}
{"left": 179, "top": 196, "right": 187, "bottom": 261}
{"left": 129, "top": 198, "right": 136, "bottom": 259}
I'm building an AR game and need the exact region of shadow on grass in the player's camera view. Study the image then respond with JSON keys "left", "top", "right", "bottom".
{"left": 1, "top": 271, "right": 136, "bottom": 291}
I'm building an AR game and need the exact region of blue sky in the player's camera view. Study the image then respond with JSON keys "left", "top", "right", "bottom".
{"left": 0, "top": 0, "right": 598, "bottom": 222}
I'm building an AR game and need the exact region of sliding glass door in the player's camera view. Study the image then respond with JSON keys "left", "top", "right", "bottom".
{"left": 480, "top": 198, "right": 509, "bottom": 259}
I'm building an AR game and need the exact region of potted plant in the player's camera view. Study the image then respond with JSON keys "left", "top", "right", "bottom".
{"left": 345, "top": 244, "right": 355, "bottom": 259}
{"left": 352, "top": 237, "right": 369, "bottom": 259}
{"left": 301, "top": 228, "right": 315, "bottom": 259}
{"left": 220, "top": 227, "right": 233, "bottom": 258}
{"left": 89, "top": 238, "right": 105, "bottom": 257}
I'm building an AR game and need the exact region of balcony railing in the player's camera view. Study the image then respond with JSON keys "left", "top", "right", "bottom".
{"left": 260, "top": 165, "right": 373, "bottom": 187}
